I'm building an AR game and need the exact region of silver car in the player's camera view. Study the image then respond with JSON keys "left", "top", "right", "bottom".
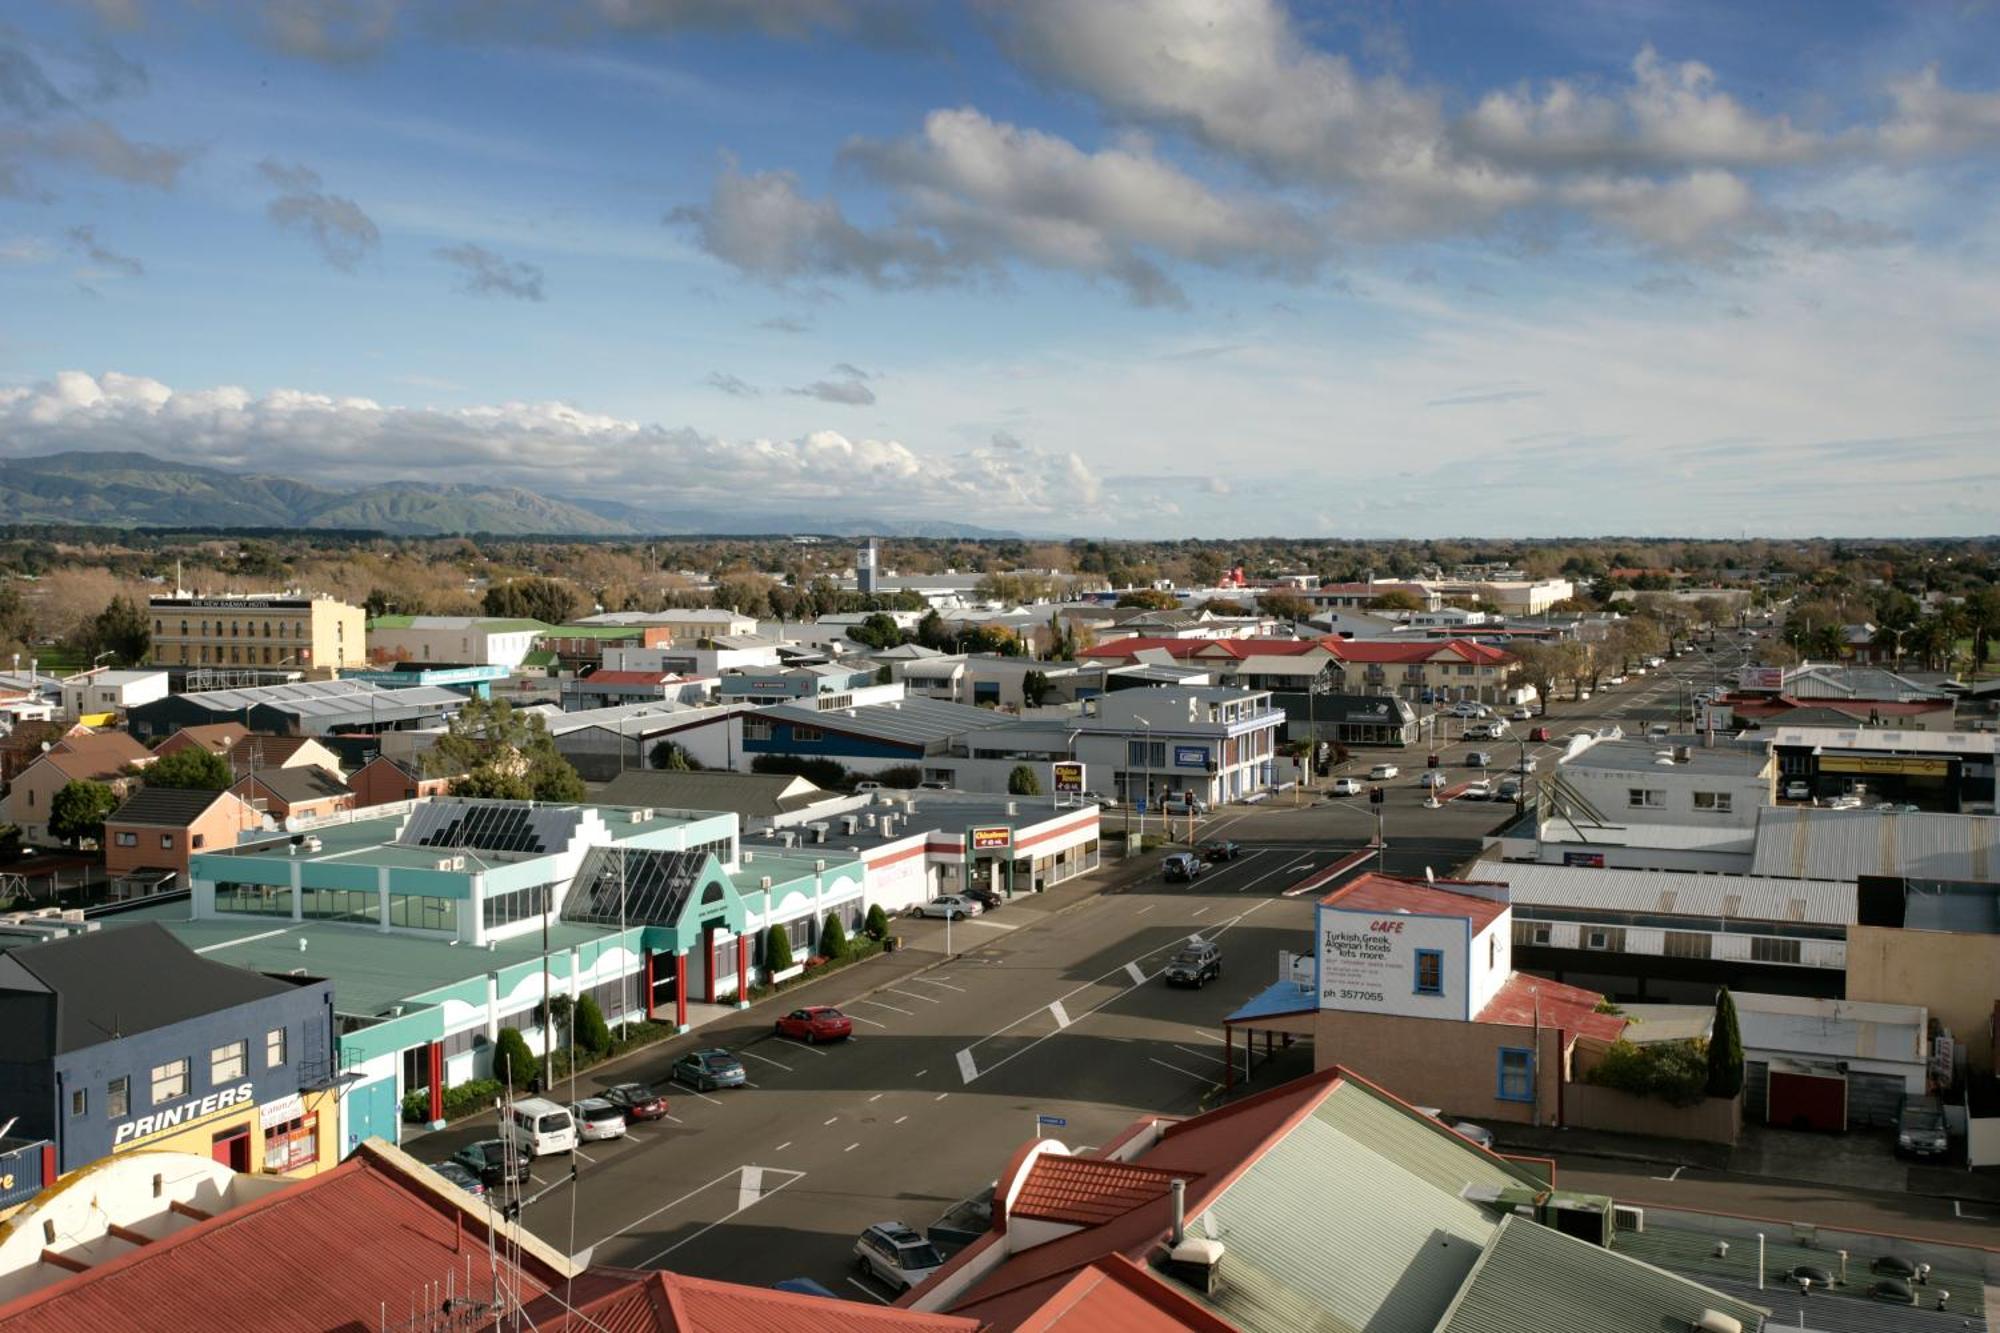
{"left": 855, "top": 1222, "right": 944, "bottom": 1292}
{"left": 920, "top": 894, "right": 981, "bottom": 919}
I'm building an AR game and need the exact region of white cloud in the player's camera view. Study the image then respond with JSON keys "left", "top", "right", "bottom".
{"left": 0, "top": 369, "right": 1102, "bottom": 522}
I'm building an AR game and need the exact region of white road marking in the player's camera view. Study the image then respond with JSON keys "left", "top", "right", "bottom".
{"left": 777, "top": 1038, "right": 829, "bottom": 1055}
{"left": 1190, "top": 906, "right": 1210, "bottom": 917}
{"left": 775, "top": 1141, "right": 792, "bottom": 1151}
{"left": 687, "top": 1089, "right": 724, "bottom": 1106}
{"left": 530, "top": 1172, "right": 551, "bottom": 1187}
{"left": 868, "top": 1093, "right": 884, "bottom": 1102}
{"left": 852, "top": 997, "right": 916, "bottom": 1017}
{"left": 914, "top": 1068, "right": 928, "bottom": 1077}
{"left": 845, "top": 1012, "right": 888, "bottom": 1028}
{"left": 1148, "top": 1057, "right": 1220, "bottom": 1085}
{"left": 957, "top": 916, "right": 1019, "bottom": 932}
{"left": 621, "top": 1130, "right": 649, "bottom": 1143}
{"left": 631, "top": 1167, "right": 807, "bottom": 1268}
{"left": 909, "top": 977, "right": 967, "bottom": 993}
{"left": 933, "top": 1092, "right": 949, "bottom": 1102}
{"left": 572, "top": 1147, "right": 597, "bottom": 1164}
{"left": 1171, "top": 1044, "right": 1230, "bottom": 1068}
{"left": 738, "top": 1048, "right": 793, "bottom": 1071}
{"left": 823, "top": 1116, "right": 839, "bottom": 1126}
{"left": 1650, "top": 1165, "right": 1683, "bottom": 1182}
{"left": 737, "top": 1166, "right": 764, "bottom": 1211}
{"left": 1049, "top": 1000, "right": 1072, "bottom": 1029}
{"left": 894, "top": 1115, "right": 909, "bottom": 1124}
{"left": 956, "top": 1049, "right": 979, "bottom": 1083}
{"left": 663, "top": 1113, "right": 684, "bottom": 1124}
{"left": 1124, "top": 961, "right": 1148, "bottom": 985}
{"left": 846, "top": 1278, "right": 893, "bottom": 1305}
{"left": 1135, "top": 905, "right": 1157, "bottom": 915}
{"left": 886, "top": 987, "right": 941, "bottom": 1005}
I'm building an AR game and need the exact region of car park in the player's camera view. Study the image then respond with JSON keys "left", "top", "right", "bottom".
{"left": 430, "top": 1160, "right": 487, "bottom": 1197}
{"left": 600, "top": 1083, "right": 669, "bottom": 1121}
{"left": 570, "top": 1097, "right": 629, "bottom": 1142}
{"left": 671, "top": 1049, "right": 747, "bottom": 1091}
{"left": 1465, "top": 750, "right": 1492, "bottom": 767}
{"left": 1162, "top": 938, "right": 1222, "bottom": 988}
{"left": 1162, "top": 852, "right": 1207, "bottom": 883}
{"left": 919, "top": 894, "right": 981, "bottom": 919}
{"left": 1368, "top": 763, "right": 1400, "bottom": 780}
{"left": 776, "top": 1005, "right": 854, "bottom": 1043}
{"left": 451, "top": 1139, "right": 529, "bottom": 1190}
{"left": 1461, "top": 780, "right": 1493, "bottom": 800}
{"left": 854, "top": 1222, "right": 944, "bottom": 1293}
{"left": 1329, "top": 777, "right": 1363, "bottom": 796}
{"left": 1201, "top": 840, "right": 1244, "bottom": 861}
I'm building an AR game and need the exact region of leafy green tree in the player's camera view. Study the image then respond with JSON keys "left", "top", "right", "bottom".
{"left": 1007, "top": 764, "right": 1042, "bottom": 796}
{"left": 872, "top": 764, "right": 922, "bottom": 789}
{"left": 50, "top": 779, "right": 119, "bottom": 848}
{"left": 820, "top": 912, "right": 850, "bottom": 961}
{"left": 1256, "top": 591, "right": 1315, "bottom": 621}
{"left": 1021, "top": 669, "right": 1051, "bottom": 707}
{"left": 78, "top": 595, "right": 151, "bottom": 664}
{"left": 649, "top": 739, "right": 702, "bottom": 771}
{"left": 1707, "top": 989, "right": 1744, "bottom": 1098}
{"left": 1365, "top": 589, "right": 1422, "bottom": 612}
{"left": 426, "top": 697, "right": 586, "bottom": 802}
{"left": 864, "top": 903, "right": 891, "bottom": 941}
{"left": 492, "top": 1026, "right": 538, "bottom": 1089}
{"left": 764, "top": 922, "right": 794, "bottom": 974}
{"left": 144, "top": 745, "right": 234, "bottom": 791}
{"left": 751, "top": 754, "right": 849, "bottom": 788}
{"left": 482, "top": 576, "right": 580, "bottom": 625}
{"left": 1114, "top": 588, "right": 1179, "bottom": 610}
{"left": 915, "top": 610, "right": 954, "bottom": 651}
{"left": 849, "top": 613, "right": 906, "bottom": 649}
{"left": 575, "top": 994, "right": 611, "bottom": 1055}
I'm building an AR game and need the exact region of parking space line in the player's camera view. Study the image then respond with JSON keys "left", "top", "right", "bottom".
{"left": 663, "top": 1113, "right": 684, "bottom": 1124}
{"left": 909, "top": 977, "right": 967, "bottom": 992}
{"left": 1049, "top": 1000, "right": 1072, "bottom": 1029}
{"left": 868, "top": 1093, "right": 884, "bottom": 1102}
{"left": 894, "top": 1115, "right": 908, "bottom": 1124}
{"left": 775, "top": 1141, "right": 791, "bottom": 1151}
{"left": 914, "top": 1068, "right": 928, "bottom": 1078}
{"left": 885, "top": 987, "right": 940, "bottom": 1005}
{"left": 572, "top": 1147, "right": 597, "bottom": 1164}
{"left": 846, "top": 1278, "right": 892, "bottom": 1305}
{"left": 687, "top": 1089, "right": 724, "bottom": 1106}
{"left": 1148, "top": 1057, "right": 1221, "bottom": 1086}
{"left": 853, "top": 997, "right": 916, "bottom": 1017}
{"left": 845, "top": 1142, "right": 861, "bottom": 1153}
{"left": 1124, "top": 961, "right": 1147, "bottom": 985}
{"left": 739, "top": 1048, "right": 793, "bottom": 1071}
{"left": 1172, "top": 1043, "right": 1229, "bottom": 1067}
{"left": 776, "top": 1038, "right": 829, "bottom": 1056}
{"left": 823, "top": 1116, "right": 839, "bottom": 1126}
{"left": 956, "top": 1049, "right": 979, "bottom": 1083}
{"left": 1182, "top": 1026, "right": 1225, "bottom": 1044}
{"left": 934, "top": 1092, "right": 949, "bottom": 1102}
{"left": 1135, "top": 904, "right": 1157, "bottom": 915}
{"left": 846, "top": 1012, "right": 888, "bottom": 1028}
{"left": 1190, "top": 906, "right": 1209, "bottom": 917}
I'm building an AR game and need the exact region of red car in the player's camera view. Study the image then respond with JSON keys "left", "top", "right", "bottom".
{"left": 1528, "top": 726, "right": 1552, "bottom": 742}
{"left": 775, "top": 1005, "right": 854, "bottom": 1043}
{"left": 600, "top": 1082, "right": 670, "bottom": 1121}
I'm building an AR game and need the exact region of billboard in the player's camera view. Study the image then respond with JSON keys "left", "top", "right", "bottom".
{"left": 1740, "top": 666, "right": 1786, "bottom": 690}
{"left": 1562, "top": 851, "right": 1607, "bottom": 868}
{"left": 1051, "top": 761, "right": 1085, "bottom": 794}
{"left": 969, "top": 825, "right": 1012, "bottom": 852}
{"left": 1174, "top": 745, "right": 1210, "bottom": 769}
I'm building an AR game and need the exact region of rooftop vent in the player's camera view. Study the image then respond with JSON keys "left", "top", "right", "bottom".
{"left": 1673, "top": 745, "right": 1693, "bottom": 763}
{"left": 1693, "top": 1313, "right": 1742, "bottom": 1333}
{"left": 759, "top": 876, "right": 773, "bottom": 890}
{"left": 630, "top": 808, "right": 653, "bottom": 823}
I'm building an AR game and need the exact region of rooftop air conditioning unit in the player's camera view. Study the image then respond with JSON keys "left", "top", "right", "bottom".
{"left": 841, "top": 816, "right": 858, "bottom": 836}
{"left": 630, "top": 808, "right": 653, "bottom": 823}
{"left": 759, "top": 876, "right": 772, "bottom": 890}
{"left": 303, "top": 836, "right": 323, "bottom": 852}
{"left": 1005, "top": 801, "right": 1018, "bottom": 816}
{"left": 1612, "top": 1204, "right": 1644, "bottom": 1234}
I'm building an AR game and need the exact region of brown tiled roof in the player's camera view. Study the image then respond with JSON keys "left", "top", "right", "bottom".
{"left": 41, "top": 731, "right": 153, "bottom": 782}
{"left": 1011, "top": 1157, "right": 1196, "bottom": 1227}
{"left": 227, "top": 733, "right": 319, "bottom": 767}
{"left": 154, "top": 722, "right": 249, "bottom": 757}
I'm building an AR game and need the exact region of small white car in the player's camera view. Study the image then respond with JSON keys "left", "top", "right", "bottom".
{"left": 1604, "top": 674, "right": 1627, "bottom": 686}
{"left": 1514, "top": 756, "right": 1538, "bottom": 773}
{"left": 1465, "top": 750, "right": 1493, "bottom": 768}
{"left": 1449, "top": 700, "right": 1485, "bottom": 718}
{"left": 1368, "top": 763, "right": 1399, "bottom": 780}
{"left": 1329, "top": 777, "right": 1363, "bottom": 796}
{"left": 1419, "top": 771, "right": 1447, "bottom": 789}
{"left": 1783, "top": 780, "right": 1811, "bottom": 801}
{"left": 1510, "top": 707, "right": 1533, "bottom": 721}
{"left": 1461, "top": 780, "right": 1494, "bottom": 801}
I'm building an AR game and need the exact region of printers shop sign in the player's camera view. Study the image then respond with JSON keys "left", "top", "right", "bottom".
{"left": 113, "top": 1082, "right": 255, "bottom": 1148}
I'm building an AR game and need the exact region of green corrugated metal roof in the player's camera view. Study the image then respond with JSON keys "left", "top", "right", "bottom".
{"left": 1432, "top": 1214, "right": 1768, "bottom": 1333}
{"left": 1184, "top": 1080, "right": 1542, "bottom": 1333}
{"left": 521, "top": 649, "right": 558, "bottom": 667}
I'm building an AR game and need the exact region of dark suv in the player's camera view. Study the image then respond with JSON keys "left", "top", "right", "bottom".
{"left": 451, "top": 1138, "right": 530, "bottom": 1189}
{"left": 1162, "top": 941, "right": 1222, "bottom": 988}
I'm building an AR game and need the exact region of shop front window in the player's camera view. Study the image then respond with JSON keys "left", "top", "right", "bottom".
{"left": 262, "top": 1115, "right": 319, "bottom": 1172}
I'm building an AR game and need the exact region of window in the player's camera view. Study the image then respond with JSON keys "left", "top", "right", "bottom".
{"left": 262, "top": 1115, "right": 318, "bottom": 1173}
{"left": 150, "top": 1058, "right": 188, "bottom": 1105}
{"left": 1497, "top": 1047, "right": 1535, "bottom": 1102}
{"left": 1487, "top": 935, "right": 1496, "bottom": 970}
{"left": 160, "top": 834, "right": 174, "bottom": 850}
{"left": 1750, "top": 937, "right": 1802, "bottom": 965}
{"left": 266, "top": 1027, "right": 286, "bottom": 1069}
{"left": 214, "top": 883, "right": 293, "bottom": 916}
{"left": 389, "top": 893, "right": 458, "bottom": 932}
{"left": 790, "top": 723, "right": 823, "bottom": 743}
{"left": 1626, "top": 788, "right": 1666, "bottom": 808}
{"left": 192, "top": 833, "right": 205, "bottom": 849}
{"left": 107, "top": 1076, "right": 129, "bottom": 1119}
{"left": 1662, "top": 931, "right": 1712, "bottom": 960}
{"left": 742, "top": 718, "right": 772, "bottom": 741}
{"left": 1692, "top": 791, "right": 1733, "bottom": 813}
{"left": 70, "top": 1088, "right": 87, "bottom": 1117}
{"left": 1413, "top": 949, "right": 1444, "bottom": 996}
{"left": 210, "top": 1039, "right": 247, "bottom": 1085}
{"left": 1583, "top": 927, "right": 1625, "bottom": 952}
{"left": 300, "top": 887, "right": 377, "bottom": 923}
{"left": 481, "top": 882, "right": 553, "bottom": 930}
{"left": 114, "top": 831, "right": 136, "bottom": 846}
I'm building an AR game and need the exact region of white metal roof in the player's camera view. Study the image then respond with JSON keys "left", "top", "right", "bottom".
{"left": 1538, "top": 816, "right": 1758, "bottom": 854}
{"left": 1770, "top": 725, "right": 1996, "bottom": 756}
{"left": 1479, "top": 861, "right": 1855, "bottom": 925}
{"left": 1732, "top": 991, "right": 1928, "bottom": 1065}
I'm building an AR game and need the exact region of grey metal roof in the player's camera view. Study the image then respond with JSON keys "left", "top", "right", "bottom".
{"left": 1782, "top": 665, "right": 1949, "bottom": 701}
{"left": 1561, "top": 738, "right": 1770, "bottom": 777}
{"left": 763, "top": 696, "right": 999, "bottom": 746}
{"left": 1750, "top": 806, "right": 2000, "bottom": 882}
{"left": 1770, "top": 725, "right": 1995, "bottom": 756}
{"left": 172, "top": 679, "right": 466, "bottom": 720}
{"left": 1433, "top": 1214, "right": 1769, "bottom": 1333}
{"left": 1478, "top": 862, "right": 1856, "bottom": 925}
{"left": 1184, "top": 1079, "right": 1539, "bottom": 1333}
{"left": 596, "top": 769, "right": 832, "bottom": 819}
{"left": 537, "top": 700, "right": 744, "bottom": 738}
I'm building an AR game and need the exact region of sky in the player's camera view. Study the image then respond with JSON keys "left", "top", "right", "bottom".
{"left": 2, "top": 0, "right": 1999, "bottom": 539}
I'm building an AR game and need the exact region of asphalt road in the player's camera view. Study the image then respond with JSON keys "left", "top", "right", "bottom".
{"left": 414, "top": 843, "right": 1333, "bottom": 1301}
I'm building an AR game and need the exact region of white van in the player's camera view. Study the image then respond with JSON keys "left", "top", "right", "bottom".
{"left": 504, "top": 1097, "right": 578, "bottom": 1158}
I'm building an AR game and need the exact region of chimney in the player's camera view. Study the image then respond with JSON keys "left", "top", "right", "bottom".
{"left": 1170, "top": 1178, "right": 1186, "bottom": 1245}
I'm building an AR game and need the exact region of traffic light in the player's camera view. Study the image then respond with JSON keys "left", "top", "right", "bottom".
{"left": 1369, "top": 786, "right": 1384, "bottom": 805}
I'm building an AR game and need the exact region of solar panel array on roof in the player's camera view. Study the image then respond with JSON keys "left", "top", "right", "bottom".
{"left": 561, "top": 846, "right": 708, "bottom": 926}
{"left": 395, "top": 799, "right": 587, "bottom": 855}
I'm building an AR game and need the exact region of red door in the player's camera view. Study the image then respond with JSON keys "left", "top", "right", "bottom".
{"left": 211, "top": 1126, "right": 251, "bottom": 1172}
{"left": 1768, "top": 1070, "right": 1847, "bottom": 1132}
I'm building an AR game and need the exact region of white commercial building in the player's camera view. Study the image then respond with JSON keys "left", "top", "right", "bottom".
{"left": 365, "top": 616, "right": 547, "bottom": 669}
{"left": 59, "top": 668, "right": 170, "bottom": 719}
{"left": 1071, "top": 687, "right": 1284, "bottom": 806}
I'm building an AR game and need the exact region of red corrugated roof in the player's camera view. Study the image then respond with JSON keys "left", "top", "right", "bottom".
{"left": 1008, "top": 1256, "right": 1237, "bottom": 1332}
{"left": 579, "top": 670, "right": 678, "bottom": 686}
{"left": 0, "top": 1152, "right": 568, "bottom": 1332}
{"left": 1319, "top": 872, "right": 1511, "bottom": 933}
{"left": 1324, "top": 637, "right": 1511, "bottom": 665}
{"left": 528, "top": 1267, "right": 982, "bottom": 1332}
{"left": 1475, "top": 971, "right": 1627, "bottom": 1044}
{"left": 1011, "top": 1156, "right": 1195, "bottom": 1227}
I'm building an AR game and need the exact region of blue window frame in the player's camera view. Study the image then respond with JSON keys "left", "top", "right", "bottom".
{"left": 1413, "top": 949, "right": 1444, "bottom": 996}
{"left": 1496, "top": 1047, "right": 1535, "bottom": 1102}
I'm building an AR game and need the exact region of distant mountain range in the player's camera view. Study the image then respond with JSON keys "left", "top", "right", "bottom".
{"left": 0, "top": 452, "right": 1020, "bottom": 539}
